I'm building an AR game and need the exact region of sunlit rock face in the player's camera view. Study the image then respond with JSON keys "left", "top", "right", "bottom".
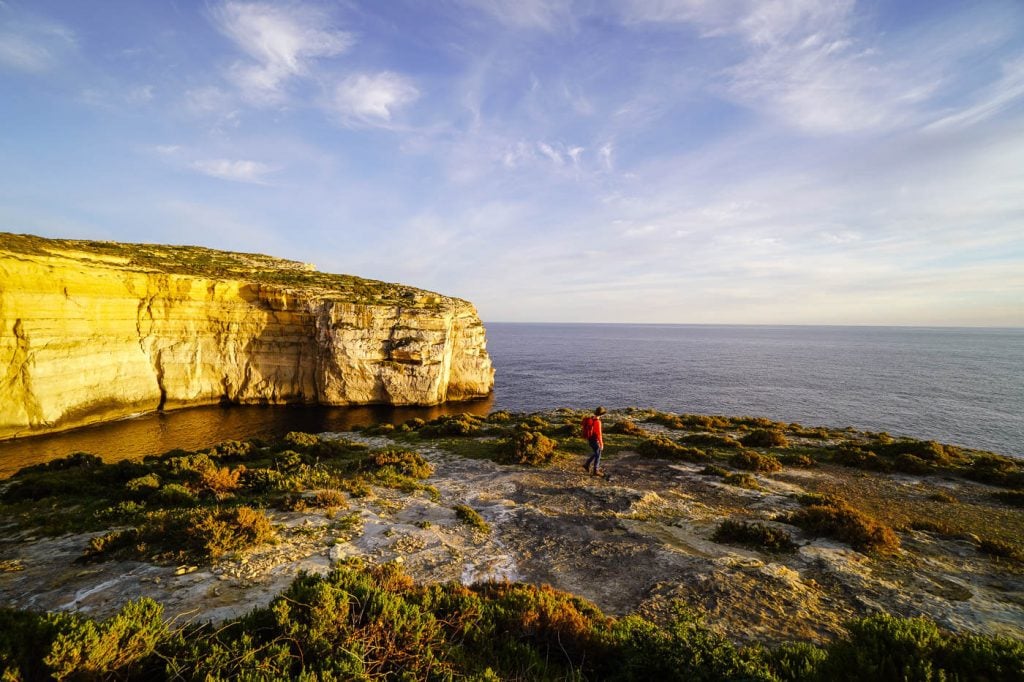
{"left": 0, "top": 233, "right": 494, "bottom": 439}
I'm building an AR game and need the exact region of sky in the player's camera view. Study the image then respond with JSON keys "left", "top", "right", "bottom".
{"left": 1, "top": 0, "right": 1022, "bottom": 326}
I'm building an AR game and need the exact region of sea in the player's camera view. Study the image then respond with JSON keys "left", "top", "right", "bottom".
{"left": 1, "top": 324, "right": 1021, "bottom": 475}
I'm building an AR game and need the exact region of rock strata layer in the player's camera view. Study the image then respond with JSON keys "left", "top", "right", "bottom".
{"left": 0, "top": 233, "right": 494, "bottom": 439}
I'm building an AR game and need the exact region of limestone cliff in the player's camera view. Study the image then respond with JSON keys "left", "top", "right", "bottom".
{"left": 0, "top": 233, "right": 494, "bottom": 439}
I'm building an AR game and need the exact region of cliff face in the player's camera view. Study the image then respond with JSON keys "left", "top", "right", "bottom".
{"left": 0, "top": 234, "right": 494, "bottom": 439}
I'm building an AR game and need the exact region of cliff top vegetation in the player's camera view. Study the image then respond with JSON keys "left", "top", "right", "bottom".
{"left": 0, "top": 232, "right": 461, "bottom": 309}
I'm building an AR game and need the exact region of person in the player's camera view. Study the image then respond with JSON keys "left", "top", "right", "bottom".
{"left": 581, "top": 406, "right": 606, "bottom": 475}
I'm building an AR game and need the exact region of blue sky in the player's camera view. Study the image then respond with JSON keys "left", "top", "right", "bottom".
{"left": 1, "top": 0, "right": 1022, "bottom": 325}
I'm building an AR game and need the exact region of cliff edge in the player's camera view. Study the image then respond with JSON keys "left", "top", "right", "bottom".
{"left": 0, "top": 233, "right": 494, "bottom": 439}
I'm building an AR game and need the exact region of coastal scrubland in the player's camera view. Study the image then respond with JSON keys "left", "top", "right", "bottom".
{"left": 1, "top": 408, "right": 1023, "bottom": 680}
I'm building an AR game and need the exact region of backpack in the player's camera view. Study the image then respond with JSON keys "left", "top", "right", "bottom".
{"left": 581, "top": 416, "right": 596, "bottom": 439}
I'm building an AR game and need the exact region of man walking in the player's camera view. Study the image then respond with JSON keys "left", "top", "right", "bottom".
{"left": 581, "top": 407, "right": 606, "bottom": 476}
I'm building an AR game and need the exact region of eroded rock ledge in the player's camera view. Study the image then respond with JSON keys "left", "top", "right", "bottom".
{"left": 0, "top": 233, "right": 494, "bottom": 438}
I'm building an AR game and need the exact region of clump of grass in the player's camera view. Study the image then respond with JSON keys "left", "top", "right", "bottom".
{"left": 712, "top": 519, "right": 797, "bottom": 553}
{"left": 833, "top": 445, "right": 889, "bottom": 472}
{"left": 124, "top": 474, "right": 161, "bottom": 498}
{"left": 364, "top": 449, "right": 433, "bottom": 479}
{"left": 723, "top": 473, "right": 762, "bottom": 490}
{"left": 636, "top": 436, "right": 708, "bottom": 462}
{"left": 453, "top": 504, "right": 490, "bottom": 533}
{"left": 312, "top": 489, "right": 348, "bottom": 510}
{"left": 729, "top": 449, "right": 782, "bottom": 473}
{"left": 781, "top": 453, "right": 816, "bottom": 468}
{"left": 785, "top": 495, "right": 900, "bottom": 554}
{"left": 928, "top": 491, "right": 959, "bottom": 504}
{"left": 700, "top": 465, "right": 729, "bottom": 477}
{"left": 679, "top": 434, "right": 741, "bottom": 450}
{"left": 497, "top": 430, "right": 557, "bottom": 466}
{"left": 740, "top": 429, "right": 789, "bottom": 448}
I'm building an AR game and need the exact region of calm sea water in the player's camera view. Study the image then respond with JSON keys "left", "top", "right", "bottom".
{"left": 1, "top": 324, "right": 1021, "bottom": 475}
{"left": 485, "top": 324, "right": 1023, "bottom": 457}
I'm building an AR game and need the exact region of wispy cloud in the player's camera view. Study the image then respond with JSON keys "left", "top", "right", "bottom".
{"left": 210, "top": 1, "right": 353, "bottom": 105}
{"left": 458, "top": 0, "right": 573, "bottom": 31}
{"left": 190, "top": 158, "right": 276, "bottom": 184}
{"left": 0, "top": 12, "right": 75, "bottom": 73}
{"left": 925, "top": 57, "right": 1024, "bottom": 132}
{"left": 330, "top": 72, "right": 420, "bottom": 126}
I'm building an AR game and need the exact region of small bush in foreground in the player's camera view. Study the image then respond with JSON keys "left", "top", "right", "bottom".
{"left": 785, "top": 496, "right": 899, "bottom": 554}
{"left": 712, "top": 520, "right": 797, "bottom": 553}
{"left": 730, "top": 449, "right": 783, "bottom": 473}
{"left": 741, "top": 429, "right": 789, "bottom": 448}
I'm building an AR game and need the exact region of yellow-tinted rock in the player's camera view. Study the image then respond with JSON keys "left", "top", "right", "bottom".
{"left": 0, "top": 233, "right": 494, "bottom": 438}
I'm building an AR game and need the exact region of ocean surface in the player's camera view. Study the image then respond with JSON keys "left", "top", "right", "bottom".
{"left": 1, "top": 324, "right": 1021, "bottom": 475}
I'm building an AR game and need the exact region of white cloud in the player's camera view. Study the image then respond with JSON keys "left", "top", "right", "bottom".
{"left": 458, "top": 0, "right": 573, "bottom": 31}
{"left": 211, "top": 1, "right": 353, "bottom": 105}
{"left": 190, "top": 159, "right": 276, "bottom": 184}
{"left": 537, "top": 141, "right": 564, "bottom": 165}
{"left": 330, "top": 72, "right": 419, "bottom": 125}
{"left": 0, "top": 15, "right": 75, "bottom": 73}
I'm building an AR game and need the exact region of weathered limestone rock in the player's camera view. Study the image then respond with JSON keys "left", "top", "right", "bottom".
{"left": 0, "top": 233, "right": 494, "bottom": 438}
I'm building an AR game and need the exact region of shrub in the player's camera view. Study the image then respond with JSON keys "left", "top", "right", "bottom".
{"left": 723, "top": 473, "right": 762, "bottom": 490}
{"left": 818, "top": 613, "right": 943, "bottom": 681}
{"left": 240, "top": 468, "right": 296, "bottom": 494}
{"left": 786, "top": 496, "right": 899, "bottom": 554}
{"left": 679, "top": 434, "right": 741, "bottom": 449}
{"left": 420, "top": 415, "right": 481, "bottom": 437}
{"left": 211, "top": 440, "right": 256, "bottom": 460}
{"left": 365, "top": 449, "right": 433, "bottom": 479}
{"left": 637, "top": 436, "right": 708, "bottom": 462}
{"left": 283, "top": 432, "right": 319, "bottom": 450}
{"left": 712, "top": 520, "right": 797, "bottom": 553}
{"left": 312, "top": 489, "right": 348, "bottom": 509}
{"left": 363, "top": 422, "right": 396, "bottom": 436}
{"left": 740, "top": 429, "right": 789, "bottom": 448}
{"left": 152, "top": 483, "right": 196, "bottom": 506}
{"left": 273, "top": 450, "right": 304, "bottom": 471}
{"left": 125, "top": 474, "right": 161, "bottom": 497}
{"left": 928, "top": 491, "right": 959, "bottom": 504}
{"left": 198, "top": 465, "right": 243, "bottom": 494}
{"left": 486, "top": 411, "right": 513, "bottom": 423}
{"left": 908, "top": 519, "right": 956, "bottom": 535}
{"left": 497, "top": 431, "right": 557, "bottom": 466}
{"left": 963, "top": 454, "right": 1024, "bottom": 488}
{"left": 700, "top": 465, "right": 729, "bottom": 477}
{"left": 833, "top": 445, "right": 889, "bottom": 472}
{"left": 44, "top": 598, "right": 165, "bottom": 680}
{"left": 783, "top": 454, "right": 815, "bottom": 468}
{"left": 454, "top": 504, "right": 490, "bottom": 533}
{"left": 892, "top": 453, "right": 934, "bottom": 475}
{"left": 14, "top": 453, "right": 103, "bottom": 475}
{"left": 729, "top": 449, "right": 782, "bottom": 473}
{"left": 607, "top": 420, "right": 646, "bottom": 436}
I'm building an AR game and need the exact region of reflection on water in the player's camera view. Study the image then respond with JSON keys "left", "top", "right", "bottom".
{"left": 0, "top": 398, "right": 493, "bottom": 478}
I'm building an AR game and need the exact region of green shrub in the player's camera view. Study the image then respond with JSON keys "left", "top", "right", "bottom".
{"left": 486, "top": 411, "right": 513, "bottom": 423}
{"left": 241, "top": 468, "right": 296, "bottom": 493}
{"left": 679, "top": 433, "right": 741, "bottom": 449}
{"left": 785, "top": 496, "right": 900, "bottom": 554}
{"left": 712, "top": 520, "right": 797, "bottom": 553}
{"left": 420, "top": 414, "right": 481, "bottom": 437}
{"left": 964, "top": 454, "right": 1024, "bottom": 488}
{"left": 211, "top": 440, "right": 256, "bottom": 460}
{"left": 723, "top": 473, "right": 762, "bottom": 490}
{"left": 44, "top": 598, "right": 165, "bottom": 680}
{"left": 454, "top": 504, "right": 490, "bottom": 533}
{"left": 283, "top": 432, "right": 319, "bottom": 450}
{"left": 741, "top": 429, "right": 789, "bottom": 448}
{"left": 497, "top": 431, "right": 557, "bottom": 466}
{"left": 701, "top": 465, "right": 729, "bottom": 477}
{"left": 363, "top": 449, "right": 433, "bottom": 479}
{"left": 833, "top": 445, "right": 889, "bottom": 472}
{"left": 729, "top": 449, "right": 782, "bottom": 473}
{"left": 767, "top": 641, "right": 828, "bottom": 681}
{"left": 125, "top": 474, "right": 161, "bottom": 497}
{"left": 152, "top": 483, "right": 196, "bottom": 506}
{"left": 637, "top": 436, "right": 708, "bottom": 462}
{"left": 607, "top": 419, "right": 646, "bottom": 436}
{"left": 312, "top": 489, "right": 347, "bottom": 509}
